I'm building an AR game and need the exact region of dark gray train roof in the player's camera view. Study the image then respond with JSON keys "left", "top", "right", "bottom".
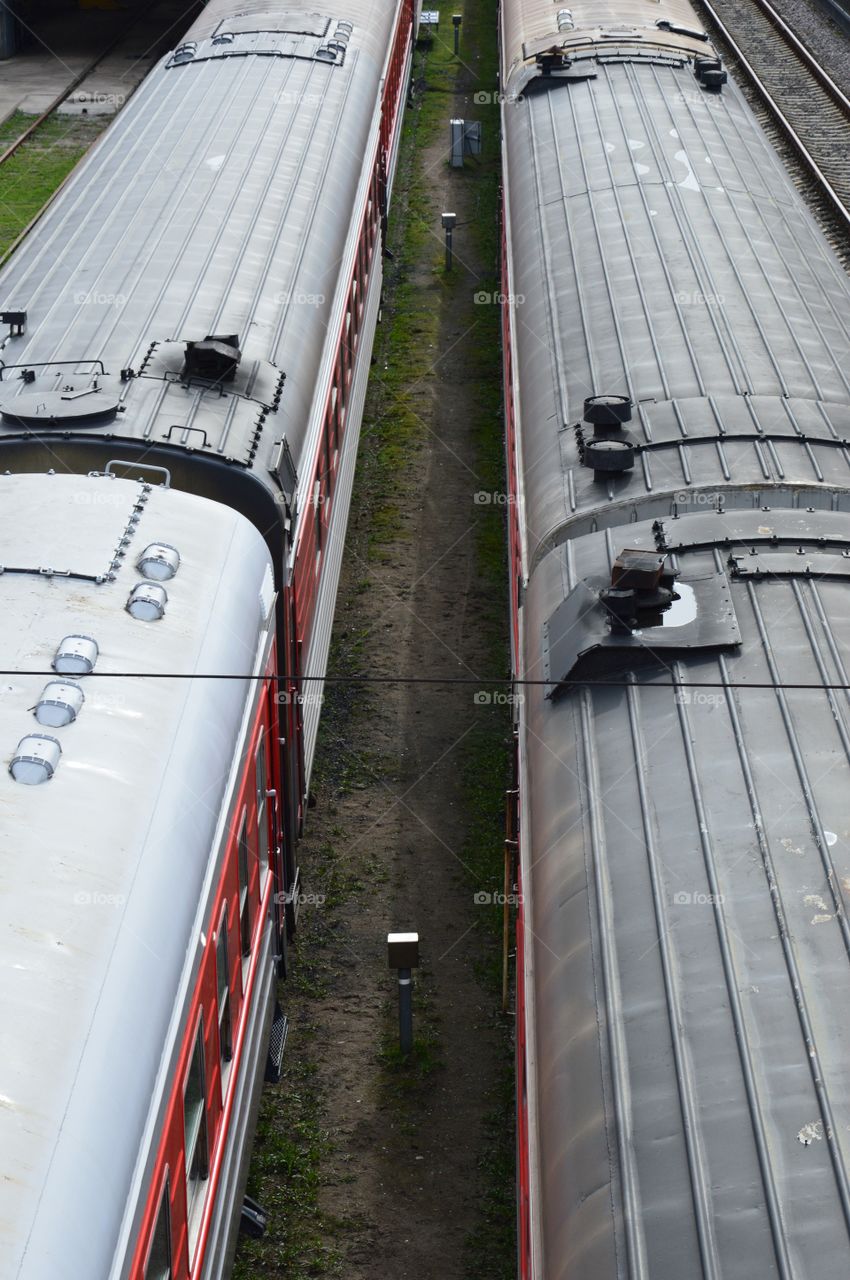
{"left": 503, "top": 62, "right": 850, "bottom": 564}
{"left": 0, "top": 0, "right": 397, "bottom": 501}
{"left": 522, "top": 507, "right": 850, "bottom": 1279}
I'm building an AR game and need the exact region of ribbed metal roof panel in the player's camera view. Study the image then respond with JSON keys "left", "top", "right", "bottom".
{"left": 0, "top": 0, "right": 397, "bottom": 485}
{"left": 522, "top": 508, "right": 850, "bottom": 1278}
{"left": 504, "top": 63, "right": 850, "bottom": 562}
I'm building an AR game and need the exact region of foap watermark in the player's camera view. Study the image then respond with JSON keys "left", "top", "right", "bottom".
{"left": 277, "top": 690, "right": 325, "bottom": 708}
{"left": 68, "top": 91, "right": 127, "bottom": 111}
{"left": 274, "top": 89, "right": 325, "bottom": 109}
{"left": 473, "top": 290, "right": 524, "bottom": 306}
{"left": 675, "top": 89, "right": 712, "bottom": 108}
{"left": 474, "top": 690, "right": 524, "bottom": 707}
{"left": 71, "top": 488, "right": 128, "bottom": 507}
{"left": 74, "top": 291, "right": 127, "bottom": 307}
{"left": 674, "top": 490, "right": 720, "bottom": 507}
{"left": 672, "top": 891, "right": 725, "bottom": 907}
{"left": 474, "top": 890, "right": 523, "bottom": 905}
{"left": 674, "top": 290, "right": 724, "bottom": 307}
{"left": 474, "top": 490, "right": 515, "bottom": 506}
{"left": 274, "top": 890, "right": 327, "bottom": 908}
{"left": 472, "top": 91, "right": 523, "bottom": 105}
{"left": 273, "top": 289, "right": 325, "bottom": 307}
{"left": 674, "top": 689, "right": 726, "bottom": 708}
{"left": 73, "top": 890, "right": 126, "bottom": 907}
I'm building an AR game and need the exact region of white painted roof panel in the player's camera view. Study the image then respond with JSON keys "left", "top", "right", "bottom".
{"left": 0, "top": 474, "right": 273, "bottom": 1280}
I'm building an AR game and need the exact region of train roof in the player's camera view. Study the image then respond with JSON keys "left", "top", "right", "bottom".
{"left": 522, "top": 507, "right": 850, "bottom": 1278}
{"left": 502, "top": 0, "right": 714, "bottom": 94}
{"left": 502, "top": 60, "right": 850, "bottom": 564}
{"left": 0, "top": 0, "right": 399, "bottom": 507}
{"left": 0, "top": 473, "right": 274, "bottom": 1279}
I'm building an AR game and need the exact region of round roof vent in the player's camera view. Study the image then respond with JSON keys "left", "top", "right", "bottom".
{"left": 10, "top": 734, "right": 61, "bottom": 785}
{"left": 127, "top": 582, "right": 167, "bottom": 622}
{"left": 137, "top": 543, "right": 180, "bottom": 581}
{"left": 34, "top": 681, "right": 85, "bottom": 728}
{"left": 54, "top": 634, "right": 99, "bottom": 675}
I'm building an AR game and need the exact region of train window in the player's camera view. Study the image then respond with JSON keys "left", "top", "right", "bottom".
{"left": 216, "top": 911, "right": 232, "bottom": 1068}
{"left": 183, "top": 1020, "right": 209, "bottom": 1220}
{"left": 256, "top": 735, "right": 270, "bottom": 888}
{"left": 143, "top": 1177, "right": 172, "bottom": 1280}
{"left": 238, "top": 810, "right": 251, "bottom": 957}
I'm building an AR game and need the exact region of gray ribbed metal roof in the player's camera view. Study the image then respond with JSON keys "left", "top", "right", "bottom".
{"left": 503, "top": 64, "right": 850, "bottom": 563}
{"left": 522, "top": 507, "right": 850, "bottom": 1279}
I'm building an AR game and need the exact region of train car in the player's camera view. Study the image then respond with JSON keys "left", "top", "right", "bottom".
{"left": 0, "top": 0, "right": 416, "bottom": 904}
{"left": 0, "top": 2, "right": 415, "bottom": 1277}
{"left": 500, "top": 1, "right": 850, "bottom": 1276}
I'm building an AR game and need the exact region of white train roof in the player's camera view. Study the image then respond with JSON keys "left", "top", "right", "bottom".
{"left": 0, "top": 0, "right": 400, "bottom": 504}
{"left": 0, "top": 473, "right": 274, "bottom": 1279}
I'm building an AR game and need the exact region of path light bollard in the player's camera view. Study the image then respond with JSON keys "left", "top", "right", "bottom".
{"left": 387, "top": 931, "right": 419, "bottom": 1055}
{"left": 452, "top": 13, "right": 462, "bottom": 54}
{"left": 442, "top": 211, "right": 457, "bottom": 270}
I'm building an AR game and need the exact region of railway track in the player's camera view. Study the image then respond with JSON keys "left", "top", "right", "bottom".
{"left": 698, "top": 0, "right": 850, "bottom": 236}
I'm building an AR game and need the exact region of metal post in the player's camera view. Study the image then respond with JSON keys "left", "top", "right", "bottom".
{"left": 441, "top": 212, "right": 457, "bottom": 272}
{"left": 388, "top": 932, "right": 419, "bottom": 1056}
{"left": 398, "top": 967, "right": 413, "bottom": 1054}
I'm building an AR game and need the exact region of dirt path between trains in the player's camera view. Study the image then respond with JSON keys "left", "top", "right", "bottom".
{"left": 234, "top": 4, "right": 514, "bottom": 1279}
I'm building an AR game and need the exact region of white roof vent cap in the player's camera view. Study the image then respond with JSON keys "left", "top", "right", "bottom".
{"left": 54, "top": 635, "right": 99, "bottom": 675}
{"left": 34, "top": 681, "right": 85, "bottom": 728}
{"left": 137, "top": 543, "right": 180, "bottom": 582}
{"left": 127, "top": 582, "right": 167, "bottom": 622}
{"left": 10, "top": 734, "right": 61, "bottom": 785}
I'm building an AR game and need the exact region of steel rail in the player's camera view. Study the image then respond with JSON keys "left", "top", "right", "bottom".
{"left": 699, "top": 0, "right": 850, "bottom": 237}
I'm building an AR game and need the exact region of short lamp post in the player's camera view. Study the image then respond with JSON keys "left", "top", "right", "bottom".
{"left": 387, "top": 931, "right": 419, "bottom": 1055}
{"left": 442, "top": 211, "right": 457, "bottom": 271}
{"left": 452, "top": 13, "right": 462, "bottom": 54}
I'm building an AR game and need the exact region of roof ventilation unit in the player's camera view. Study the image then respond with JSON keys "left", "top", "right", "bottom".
{"left": 53, "top": 635, "right": 99, "bottom": 675}
{"left": 557, "top": 10, "right": 574, "bottom": 32}
{"left": 172, "top": 42, "right": 198, "bottom": 64}
{"left": 34, "top": 681, "right": 85, "bottom": 728}
{"left": 583, "top": 394, "right": 632, "bottom": 437}
{"left": 10, "top": 735, "right": 61, "bottom": 785}
{"left": 693, "top": 55, "right": 727, "bottom": 89}
{"left": 137, "top": 543, "right": 180, "bottom": 581}
{"left": 127, "top": 583, "right": 167, "bottom": 621}
{"left": 182, "top": 334, "right": 241, "bottom": 384}
{"left": 600, "top": 550, "right": 675, "bottom": 633}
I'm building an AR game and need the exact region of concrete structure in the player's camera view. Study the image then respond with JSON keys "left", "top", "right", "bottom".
{"left": 0, "top": 1, "right": 198, "bottom": 121}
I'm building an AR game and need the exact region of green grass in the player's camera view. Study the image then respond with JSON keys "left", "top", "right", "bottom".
{"left": 0, "top": 112, "right": 106, "bottom": 257}
{"left": 234, "top": 1056, "right": 345, "bottom": 1280}
{"left": 235, "top": 4, "right": 514, "bottom": 1276}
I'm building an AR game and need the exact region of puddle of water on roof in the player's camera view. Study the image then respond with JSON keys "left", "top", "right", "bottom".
{"left": 660, "top": 582, "right": 697, "bottom": 627}
{"left": 674, "top": 149, "right": 700, "bottom": 193}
